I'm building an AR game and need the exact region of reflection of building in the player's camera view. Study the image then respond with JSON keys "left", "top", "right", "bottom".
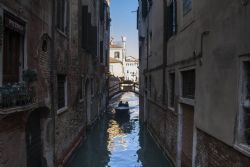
{"left": 124, "top": 56, "right": 139, "bottom": 82}
{"left": 138, "top": 0, "right": 250, "bottom": 167}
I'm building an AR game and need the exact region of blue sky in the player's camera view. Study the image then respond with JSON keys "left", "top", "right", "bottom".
{"left": 110, "top": 0, "right": 138, "bottom": 58}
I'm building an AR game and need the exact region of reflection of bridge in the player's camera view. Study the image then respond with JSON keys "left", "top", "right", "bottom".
{"left": 109, "top": 81, "right": 139, "bottom": 99}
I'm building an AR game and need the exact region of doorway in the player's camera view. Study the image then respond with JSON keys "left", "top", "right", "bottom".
{"left": 181, "top": 104, "right": 194, "bottom": 167}
{"left": 26, "top": 111, "right": 42, "bottom": 167}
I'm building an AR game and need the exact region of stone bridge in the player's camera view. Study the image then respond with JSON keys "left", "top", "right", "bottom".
{"left": 109, "top": 81, "right": 139, "bottom": 99}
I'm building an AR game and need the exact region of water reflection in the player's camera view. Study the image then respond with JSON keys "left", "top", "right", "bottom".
{"left": 67, "top": 92, "right": 172, "bottom": 167}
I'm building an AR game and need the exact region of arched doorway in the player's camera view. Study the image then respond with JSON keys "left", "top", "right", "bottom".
{"left": 26, "top": 107, "right": 51, "bottom": 167}
{"left": 26, "top": 111, "right": 42, "bottom": 167}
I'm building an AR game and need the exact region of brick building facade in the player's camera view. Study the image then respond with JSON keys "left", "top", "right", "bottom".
{"left": 138, "top": 0, "right": 250, "bottom": 166}
{"left": 0, "top": 0, "right": 110, "bottom": 167}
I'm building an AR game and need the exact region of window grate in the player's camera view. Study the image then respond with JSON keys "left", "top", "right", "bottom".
{"left": 182, "top": 70, "right": 195, "bottom": 99}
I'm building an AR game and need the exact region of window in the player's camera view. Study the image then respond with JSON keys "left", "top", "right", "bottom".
{"left": 238, "top": 61, "right": 250, "bottom": 150}
{"left": 57, "top": 0, "right": 69, "bottom": 33}
{"left": 3, "top": 12, "right": 25, "bottom": 84}
{"left": 169, "top": 73, "right": 175, "bottom": 108}
{"left": 149, "top": 75, "right": 152, "bottom": 96}
{"left": 82, "top": 6, "right": 88, "bottom": 49}
{"left": 182, "top": 0, "right": 192, "bottom": 16}
{"left": 166, "top": 0, "right": 177, "bottom": 40}
{"left": 181, "top": 69, "right": 195, "bottom": 99}
{"left": 79, "top": 77, "right": 84, "bottom": 101}
{"left": 90, "top": 78, "right": 94, "bottom": 96}
{"left": 141, "top": 0, "right": 148, "bottom": 18}
{"left": 105, "top": 50, "right": 109, "bottom": 66}
{"left": 100, "top": 41, "right": 103, "bottom": 63}
{"left": 114, "top": 52, "right": 120, "bottom": 58}
{"left": 57, "top": 75, "right": 67, "bottom": 110}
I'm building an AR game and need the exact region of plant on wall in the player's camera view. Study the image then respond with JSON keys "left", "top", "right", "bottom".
{"left": 22, "top": 69, "right": 37, "bottom": 83}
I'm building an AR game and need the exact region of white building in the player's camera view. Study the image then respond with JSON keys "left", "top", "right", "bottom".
{"left": 109, "top": 36, "right": 139, "bottom": 82}
{"left": 124, "top": 56, "right": 139, "bottom": 82}
{"left": 109, "top": 37, "right": 127, "bottom": 79}
{"left": 109, "top": 57, "right": 124, "bottom": 78}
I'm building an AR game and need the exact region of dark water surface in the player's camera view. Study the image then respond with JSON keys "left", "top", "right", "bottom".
{"left": 67, "top": 92, "right": 172, "bottom": 167}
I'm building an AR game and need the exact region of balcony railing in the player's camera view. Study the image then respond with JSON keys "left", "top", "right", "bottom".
{"left": 0, "top": 82, "right": 35, "bottom": 109}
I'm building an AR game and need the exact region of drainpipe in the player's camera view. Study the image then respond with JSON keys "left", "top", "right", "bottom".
{"left": 162, "top": 0, "right": 167, "bottom": 104}
{"left": 50, "top": 0, "right": 56, "bottom": 166}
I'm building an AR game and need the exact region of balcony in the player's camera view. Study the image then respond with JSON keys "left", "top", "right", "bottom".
{"left": 0, "top": 82, "right": 37, "bottom": 114}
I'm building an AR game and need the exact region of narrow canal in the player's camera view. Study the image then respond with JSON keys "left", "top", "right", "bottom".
{"left": 67, "top": 92, "right": 172, "bottom": 167}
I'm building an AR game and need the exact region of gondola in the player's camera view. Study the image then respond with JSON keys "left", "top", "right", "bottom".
{"left": 115, "top": 101, "right": 129, "bottom": 116}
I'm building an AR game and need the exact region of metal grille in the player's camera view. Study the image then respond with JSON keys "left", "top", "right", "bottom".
{"left": 182, "top": 70, "right": 195, "bottom": 99}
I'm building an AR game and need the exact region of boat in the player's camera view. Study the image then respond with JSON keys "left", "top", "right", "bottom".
{"left": 115, "top": 101, "right": 129, "bottom": 116}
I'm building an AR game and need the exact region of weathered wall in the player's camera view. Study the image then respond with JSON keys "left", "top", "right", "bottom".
{"left": 195, "top": 129, "right": 250, "bottom": 167}
{"left": 0, "top": 113, "right": 26, "bottom": 167}
{"left": 139, "top": 0, "right": 250, "bottom": 166}
{"left": 0, "top": 0, "right": 53, "bottom": 166}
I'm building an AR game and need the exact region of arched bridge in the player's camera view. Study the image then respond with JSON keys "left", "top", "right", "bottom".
{"left": 109, "top": 81, "right": 139, "bottom": 99}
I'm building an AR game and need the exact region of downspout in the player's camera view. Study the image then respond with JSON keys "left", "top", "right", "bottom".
{"left": 50, "top": 0, "right": 56, "bottom": 165}
{"left": 162, "top": 0, "right": 167, "bottom": 104}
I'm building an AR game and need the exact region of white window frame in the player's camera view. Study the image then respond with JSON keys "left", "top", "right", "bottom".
{"left": 57, "top": 75, "right": 68, "bottom": 114}
{"left": 235, "top": 56, "right": 250, "bottom": 156}
{"left": 179, "top": 66, "right": 195, "bottom": 106}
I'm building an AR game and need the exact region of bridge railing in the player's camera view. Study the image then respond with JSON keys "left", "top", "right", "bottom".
{"left": 109, "top": 81, "right": 139, "bottom": 99}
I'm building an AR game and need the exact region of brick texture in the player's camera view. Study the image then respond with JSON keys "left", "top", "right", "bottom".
{"left": 195, "top": 129, "right": 250, "bottom": 167}
{"left": 147, "top": 100, "right": 178, "bottom": 162}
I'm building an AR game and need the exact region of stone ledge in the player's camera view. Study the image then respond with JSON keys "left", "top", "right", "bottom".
{"left": 0, "top": 103, "right": 39, "bottom": 115}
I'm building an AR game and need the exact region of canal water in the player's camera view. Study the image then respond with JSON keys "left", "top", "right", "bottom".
{"left": 67, "top": 92, "right": 172, "bottom": 167}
